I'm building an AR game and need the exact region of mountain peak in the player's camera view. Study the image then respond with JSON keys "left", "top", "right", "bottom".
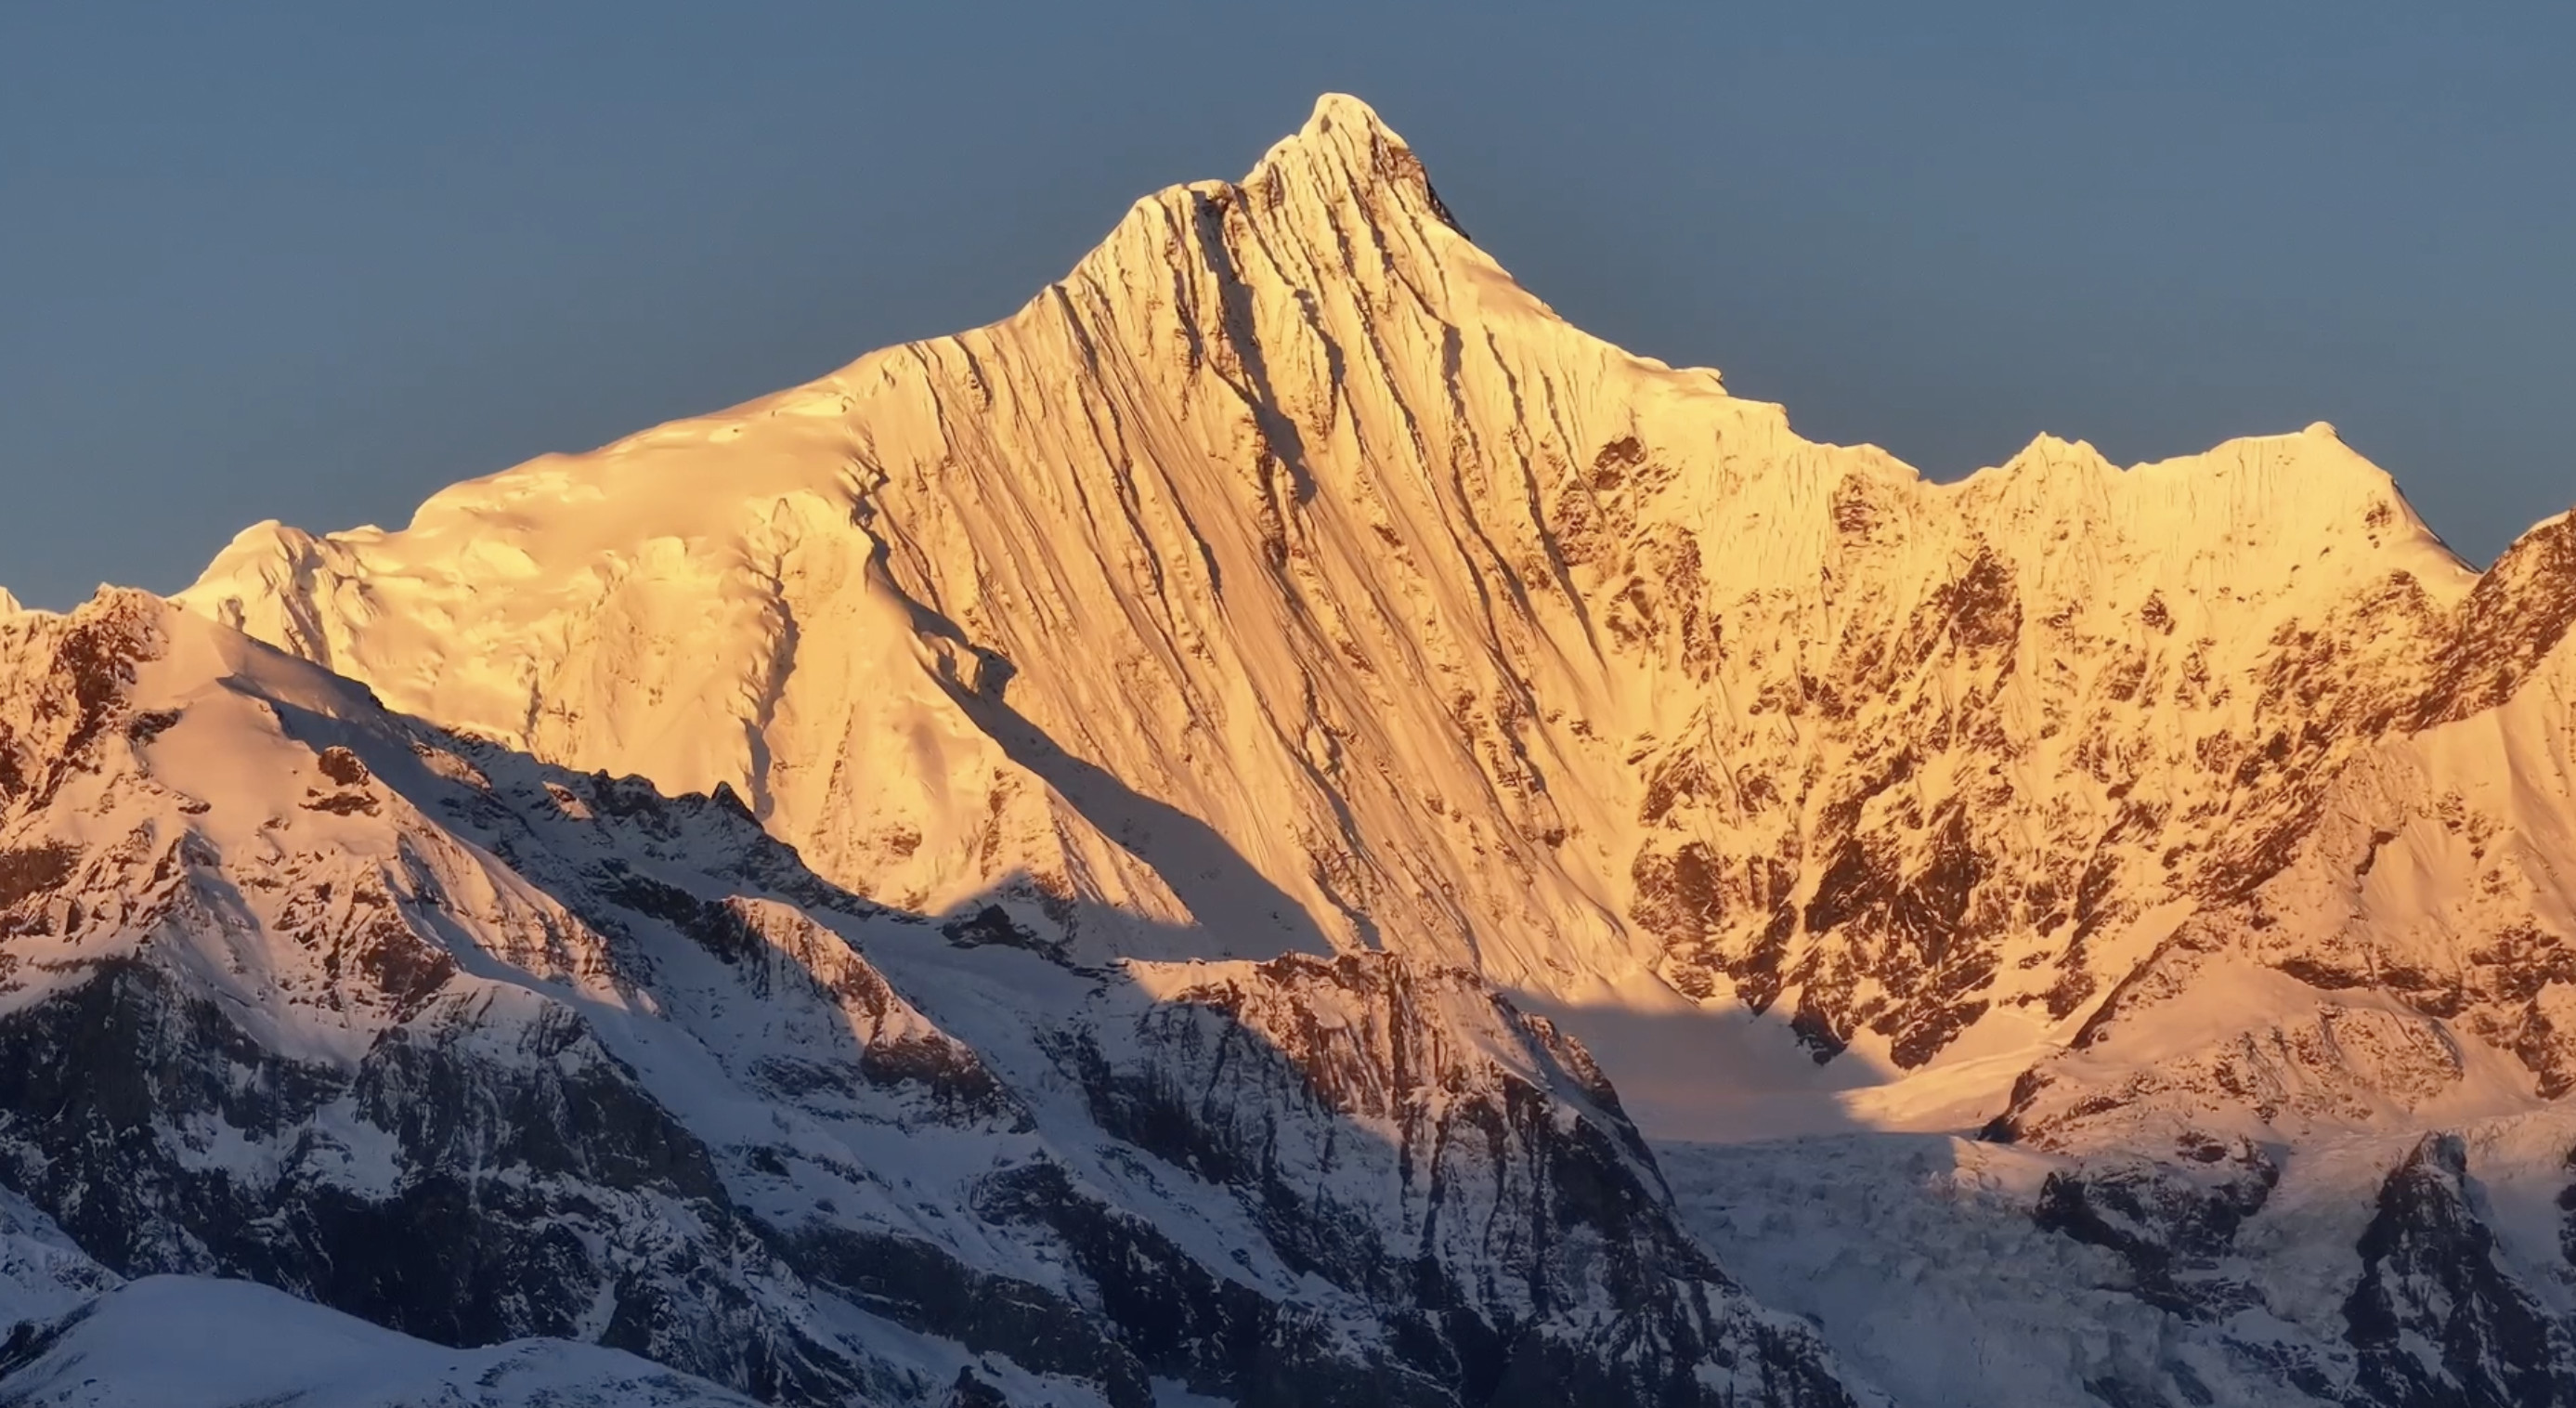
{"left": 1243, "top": 91, "right": 1464, "bottom": 235}
{"left": 1305, "top": 92, "right": 1399, "bottom": 139}
{"left": 2001, "top": 432, "right": 2117, "bottom": 475}
{"left": 1255, "top": 92, "right": 1410, "bottom": 167}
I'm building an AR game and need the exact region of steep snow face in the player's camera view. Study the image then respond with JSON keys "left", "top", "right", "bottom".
{"left": 179, "top": 97, "right": 2498, "bottom": 1096}
{"left": 0, "top": 591, "right": 1874, "bottom": 1408}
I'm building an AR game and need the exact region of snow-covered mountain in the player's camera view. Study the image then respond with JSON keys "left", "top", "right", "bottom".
{"left": 7, "top": 92, "right": 2576, "bottom": 1405}
{"left": 0, "top": 589, "right": 1866, "bottom": 1405}
{"left": 177, "top": 97, "right": 2493, "bottom": 1076}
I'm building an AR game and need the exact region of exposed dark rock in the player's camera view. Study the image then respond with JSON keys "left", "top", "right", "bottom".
{"left": 317, "top": 745, "right": 372, "bottom": 788}
{"left": 0, "top": 843, "right": 77, "bottom": 914}
{"left": 785, "top": 1217, "right": 1154, "bottom": 1408}
{"left": 946, "top": 1366, "right": 1014, "bottom": 1408}
{"left": 2420, "top": 514, "right": 2576, "bottom": 726}
{"left": 940, "top": 904, "right": 1068, "bottom": 964}
{"left": 2033, "top": 1138, "right": 2276, "bottom": 1317}
{"left": 0, "top": 959, "right": 865, "bottom": 1405}
{"left": 2343, "top": 1133, "right": 2576, "bottom": 1408}
{"left": 1050, "top": 951, "right": 1862, "bottom": 1407}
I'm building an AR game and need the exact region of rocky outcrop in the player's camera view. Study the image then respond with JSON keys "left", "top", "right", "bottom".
{"left": 2032, "top": 1136, "right": 2277, "bottom": 1318}
{"left": 1060, "top": 953, "right": 1856, "bottom": 1406}
{"left": 2342, "top": 1135, "right": 2576, "bottom": 1408}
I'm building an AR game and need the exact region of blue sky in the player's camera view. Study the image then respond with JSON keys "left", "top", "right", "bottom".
{"left": 5, "top": 2, "right": 2571, "bottom": 607}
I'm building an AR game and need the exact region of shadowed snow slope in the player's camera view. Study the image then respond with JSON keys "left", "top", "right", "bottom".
{"left": 0, "top": 1274, "right": 760, "bottom": 1408}
{"left": 10, "top": 91, "right": 2576, "bottom": 1406}
{"left": 0, "top": 1138, "right": 752, "bottom": 1406}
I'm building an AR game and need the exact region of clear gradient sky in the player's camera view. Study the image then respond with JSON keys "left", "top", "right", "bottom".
{"left": 6, "top": 2, "right": 2571, "bottom": 609}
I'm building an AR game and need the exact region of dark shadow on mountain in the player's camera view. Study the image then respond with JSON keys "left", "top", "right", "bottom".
{"left": 857, "top": 543, "right": 1330, "bottom": 965}
{"left": 1188, "top": 190, "right": 1321, "bottom": 505}
{"left": 936, "top": 681, "right": 1334, "bottom": 966}
{"left": 1649, "top": 1127, "right": 1966, "bottom": 1398}
{"left": 1505, "top": 990, "right": 1883, "bottom": 1146}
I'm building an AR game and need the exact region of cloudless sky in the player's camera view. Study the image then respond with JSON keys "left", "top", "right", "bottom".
{"left": 5, "top": 2, "right": 2572, "bottom": 608}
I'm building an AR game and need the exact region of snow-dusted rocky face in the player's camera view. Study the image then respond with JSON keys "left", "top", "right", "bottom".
{"left": 8, "top": 92, "right": 2576, "bottom": 1408}
{"left": 0, "top": 591, "right": 1868, "bottom": 1407}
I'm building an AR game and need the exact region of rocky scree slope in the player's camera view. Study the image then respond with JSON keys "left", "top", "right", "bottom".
{"left": 0, "top": 588, "right": 1870, "bottom": 1406}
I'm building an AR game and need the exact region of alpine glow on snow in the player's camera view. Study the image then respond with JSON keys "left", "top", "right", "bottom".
{"left": 6, "top": 94, "right": 2576, "bottom": 1408}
